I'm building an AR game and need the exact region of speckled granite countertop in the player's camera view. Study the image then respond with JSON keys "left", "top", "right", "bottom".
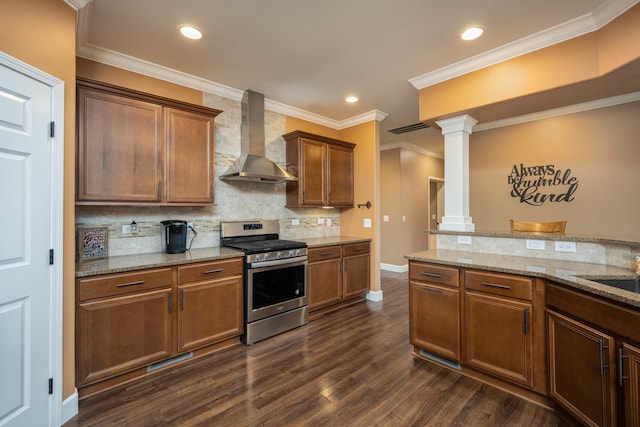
{"left": 76, "top": 247, "right": 244, "bottom": 278}
{"left": 302, "top": 236, "right": 371, "bottom": 248}
{"left": 406, "top": 249, "right": 640, "bottom": 308}
{"left": 76, "top": 236, "right": 370, "bottom": 278}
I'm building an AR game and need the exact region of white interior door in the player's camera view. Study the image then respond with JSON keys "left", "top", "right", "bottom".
{"left": 0, "top": 61, "right": 53, "bottom": 426}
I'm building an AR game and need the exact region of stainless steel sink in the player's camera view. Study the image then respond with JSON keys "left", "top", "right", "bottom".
{"left": 590, "top": 278, "right": 640, "bottom": 294}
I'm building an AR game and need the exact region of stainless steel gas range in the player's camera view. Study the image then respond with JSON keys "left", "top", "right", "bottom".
{"left": 220, "top": 220, "right": 308, "bottom": 345}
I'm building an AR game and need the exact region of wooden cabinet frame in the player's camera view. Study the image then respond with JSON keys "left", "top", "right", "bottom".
{"left": 76, "top": 78, "right": 221, "bottom": 206}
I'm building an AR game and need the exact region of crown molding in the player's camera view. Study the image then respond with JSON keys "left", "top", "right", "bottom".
{"left": 76, "top": 43, "right": 386, "bottom": 130}
{"left": 409, "top": 0, "right": 640, "bottom": 90}
{"left": 474, "top": 91, "right": 640, "bottom": 132}
{"left": 380, "top": 141, "right": 443, "bottom": 159}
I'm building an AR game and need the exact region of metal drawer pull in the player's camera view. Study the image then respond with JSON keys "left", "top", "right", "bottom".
{"left": 421, "top": 286, "right": 442, "bottom": 293}
{"left": 180, "top": 290, "right": 184, "bottom": 311}
{"left": 203, "top": 268, "right": 224, "bottom": 274}
{"left": 420, "top": 272, "right": 442, "bottom": 278}
{"left": 619, "top": 348, "right": 630, "bottom": 386}
{"left": 116, "top": 280, "right": 145, "bottom": 288}
{"left": 168, "top": 292, "right": 172, "bottom": 314}
{"left": 524, "top": 307, "right": 529, "bottom": 335}
{"left": 481, "top": 282, "right": 511, "bottom": 290}
{"left": 599, "top": 340, "right": 609, "bottom": 375}
{"left": 320, "top": 252, "right": 334, "bottom": 256}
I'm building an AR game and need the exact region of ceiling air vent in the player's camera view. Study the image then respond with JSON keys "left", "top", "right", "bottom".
{"left": 387, "top": 122, "right": 429, "bottom": 134}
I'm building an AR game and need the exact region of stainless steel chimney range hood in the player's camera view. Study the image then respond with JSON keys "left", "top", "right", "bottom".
{"left": 219, "top": 90, "right": 297, "bottom": 183}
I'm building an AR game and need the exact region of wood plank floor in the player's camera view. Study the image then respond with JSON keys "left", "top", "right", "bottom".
{"left": 64, "top": 271, "right": 566, "bottom": 427}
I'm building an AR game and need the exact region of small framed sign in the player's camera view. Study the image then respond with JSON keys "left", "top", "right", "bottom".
{"left": 77, "top": 227, "right": 109, "bottom": 261}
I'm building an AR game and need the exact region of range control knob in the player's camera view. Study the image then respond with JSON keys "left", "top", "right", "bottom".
{"left": 254, "top": 254, "right": 262, "bottom": 262}
{"left": 295, "top": 249, "right": 302, "bottom": 256}
{"left": 276, "top": 251, "right": 283, "bottom": 259}
{"left": 288, "top": 250, "right": 295, "bottom": 257}
{"left": 263, "top": 253, "right": 270, "bottom": 260}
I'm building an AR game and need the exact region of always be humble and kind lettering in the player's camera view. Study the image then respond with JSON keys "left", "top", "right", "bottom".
{"left": 507, "top": 163, "right": 579, "bottom": 206}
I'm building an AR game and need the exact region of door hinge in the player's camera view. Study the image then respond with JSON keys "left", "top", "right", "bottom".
{"left": 49, "top": 249, "right": 54, "bottom": 265}
{"left": 48, "top": 378, "right": 53, "bottom": 395}
{"left": 49, "top": 121, "right": 55, "bottom": 138}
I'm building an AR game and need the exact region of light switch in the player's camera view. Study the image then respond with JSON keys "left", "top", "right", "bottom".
{"left": 363, "top": 218, "right": 372, "bottom": 228}
{"left": 326, "top": 218, "right": 331, "bottom": 227}
{"left": 383, "top": 215, "right": 389, "bottom": 222}
{"left": 317, "top": 218, "right": 325, "bottom": 225}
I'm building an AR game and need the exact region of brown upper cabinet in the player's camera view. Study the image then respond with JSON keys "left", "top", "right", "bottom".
{"left": 283, "top": 131, "right": 355, "bottom": 208}
{"left": 76, "top": 78, "right": 221, "bottom": 205}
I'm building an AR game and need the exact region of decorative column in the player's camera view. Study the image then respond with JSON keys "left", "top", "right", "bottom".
{"left": 436, "top": 114, "right": 477, "bottom": 231}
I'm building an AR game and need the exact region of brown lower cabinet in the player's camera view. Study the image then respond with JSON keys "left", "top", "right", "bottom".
{"left": 547, "top": 282, "right": 640, "bottom": 426}
{"left": 308, "top": 242, "right": 370, "bottom": 314}
{"left": 76, "top": 257, "right": 243, "bottom": 395}
{"left": 409, "top": 262, "right": 547, "bottom": 405}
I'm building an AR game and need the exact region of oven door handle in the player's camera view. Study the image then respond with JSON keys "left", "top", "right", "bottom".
{"left": 249, "top": 256, "right": 309, "bottom": 269}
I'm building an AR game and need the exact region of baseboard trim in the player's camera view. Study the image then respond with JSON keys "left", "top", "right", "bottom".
{"left": 380, "top": 263, "right": 408, "bottom": 273}
{"left": 366, "top": 290, "right": 384, "bottom": 302}
{"left": 62, "top": 389, "right": 79, "bottom": 424}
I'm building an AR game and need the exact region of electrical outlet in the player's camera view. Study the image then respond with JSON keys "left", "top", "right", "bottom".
{"left": 187, "top": 222, "right": 194, "bottom": 229}
{"left": 326, "top": 218, "right": 331, "bottom": 227}
{"left": 317, "top": 218, "right": 325, "bottom": 225}
{"left": 130, "top": 221, "right": 139, "bottom": 233}
{"left": 555, "top": 241, "right": 577, "bottom": 252}
{"left": 457, "top": 235, "right": 472, "bottom": 245}
{"left": 525, "top": 240, "right": 546, "bottom": 250}
{"left": 383, "top": 215, "right": 389, "bottom": 222}
{"left": 291, "top": 219, "right": 300, "bottom": 226}
{"left": 122, "top": 224, "right": 132, "bottom": 234}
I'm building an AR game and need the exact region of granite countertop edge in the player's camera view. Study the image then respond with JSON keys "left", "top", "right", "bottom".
{"left": 76, "top": 247, "right": 245, "bottom": 278}
{"left": 406, "top": 249, "right": 640, "bottom": 308}
{"left": 76, "top": 236, "right": 371, "bottom": 278}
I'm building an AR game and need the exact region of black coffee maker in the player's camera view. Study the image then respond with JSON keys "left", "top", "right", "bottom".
{"left": 161, "top": 220, "right": 188, "bottom": 254}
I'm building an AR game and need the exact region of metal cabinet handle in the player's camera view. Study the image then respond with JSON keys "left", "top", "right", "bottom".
{"left": 421, "top": 286, "right": 442, "bottom": 294}
{"left": 524, "top": 307, "right": 529, "bottom": 335}
{"left": 203, "top": 268, "right": 224, "bottom": 274}
{"left": 116, "top": 280, "right": 145, "bottom": 288}
{"left": 619, "top": 347, "right": 630, "bottom": 386}
{"left": 420, "top": 272, "right": 442, "bottom": 278}
{"left": 481, "top": 282, "right": 511, "bottom": 290}
{"left": 180, "top": 290, "right": 184, "bottom": 311}
{"left": 599, "top": 340, "right": 609, "bottom": 375}
{"left": 168, "top": 292, "right": 172, "bottom": 314}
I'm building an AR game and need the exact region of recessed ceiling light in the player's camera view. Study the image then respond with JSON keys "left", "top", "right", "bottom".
{"left": 460, "top": 26, "right": 484, "bottom": 41}
{"left": 179, "top": 25, "right": 203, "bottom": 40}
{"left": 345, "top": 96, "right": 359, "bottom": 103}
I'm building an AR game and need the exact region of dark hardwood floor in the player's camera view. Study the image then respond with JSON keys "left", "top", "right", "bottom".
{"left": 64, "top": 271, "right": 564, "bottom": 427}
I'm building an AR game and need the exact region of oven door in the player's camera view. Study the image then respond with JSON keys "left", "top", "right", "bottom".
{"left": 246, "top": 259, "right": 307, "bottom": 323}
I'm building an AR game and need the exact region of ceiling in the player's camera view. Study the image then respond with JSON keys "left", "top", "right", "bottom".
{"left": 75, "top": 0, "right": 637, "bottom": 156}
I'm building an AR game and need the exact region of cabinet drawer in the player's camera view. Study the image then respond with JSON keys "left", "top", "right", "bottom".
{"left": 177, "top": 258, "right": 243, "bottom": 284}
{"left": 409, "top": 262, "right": 459, "bottom": 287}
{"left": 465, "top": 270, "right": 532, "bottom": 301}
{"left": 78, "top": 268, "right": 172, "bottom": 301}
{"left": 308, "top": 245, "right": 342, "bottom": 262}
{"left": 343, "top": 242, "right": 370, "bottom": 257}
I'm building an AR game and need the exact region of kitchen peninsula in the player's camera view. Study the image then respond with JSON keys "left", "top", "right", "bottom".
{"left": 407, "top": 230, "right": 640, "bottom": 426}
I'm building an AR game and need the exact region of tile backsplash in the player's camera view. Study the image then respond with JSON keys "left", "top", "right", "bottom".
{"left": 75, "top": 92, "right": 341, "bottom": 257}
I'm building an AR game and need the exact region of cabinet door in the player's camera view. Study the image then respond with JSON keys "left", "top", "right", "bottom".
{"left": 622, "top": 342, "right": 640, "bottom": 427}
{"left": 547, "top": 310, "right": 616, "bottom": 427}
{"left": 77, "top": 87, "right": 163, "bottom": 203}
{"left": 409, "top": 281, "right": 460, "bottom": 361}
{"left": 177, "top": 276, "right": 243, "bottom": 352}
{"left": 76, "top": 288, "right": 173, "bottom": 386}
{"left": 343, "top": 253, "right": 370, "bottom": 299}
{"left": 464, "top": 292, "right": 533, "bottom": 387}
{"left": 327, "top": 144, "right": 353, "bottom": 206}
{"left": 299, "top": 138, "right": 327, "bottom": 206}
{"left": 308, "top": 258, "right": 342, "bottom": 311}
{"left": 165, "top": 108, "right": 214, "bottom": 204}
